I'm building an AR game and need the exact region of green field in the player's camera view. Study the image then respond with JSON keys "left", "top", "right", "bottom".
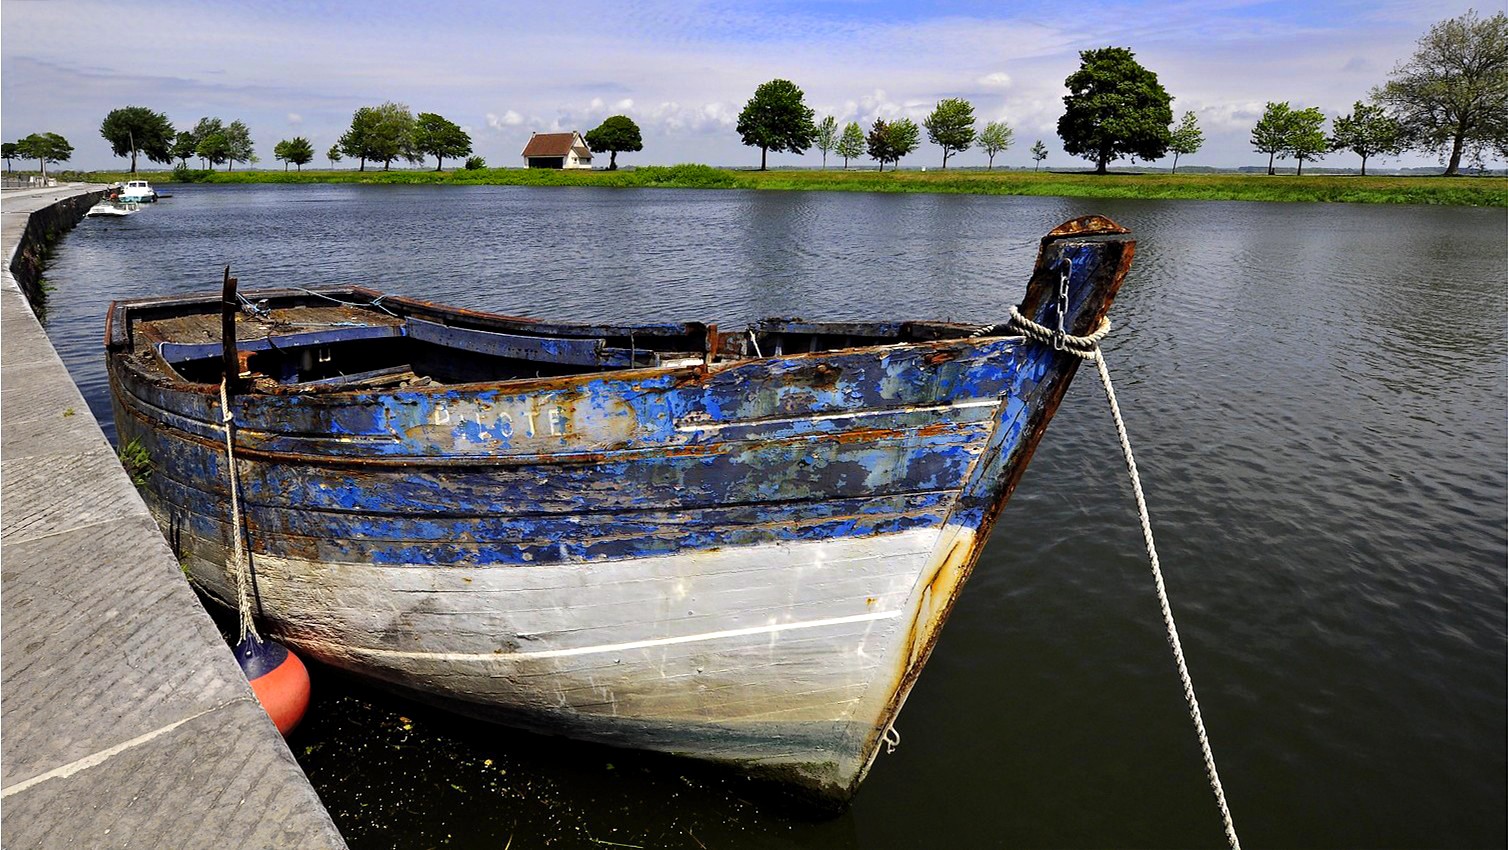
{"left": 64, "top": 164, "right": 1508, "bottom": 206}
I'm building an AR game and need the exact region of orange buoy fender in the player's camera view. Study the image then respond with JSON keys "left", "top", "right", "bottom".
{"left": 235, "top": 635, "right": 310, "bottom": 736}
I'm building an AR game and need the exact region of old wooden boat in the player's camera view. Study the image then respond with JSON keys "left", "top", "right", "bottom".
{"left": 106, "top": 216, "right": 1134, "bottom": 805}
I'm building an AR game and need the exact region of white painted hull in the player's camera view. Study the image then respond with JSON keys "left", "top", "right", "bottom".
{"left": 184, "top": 522, "right": 977, "bottom": 798}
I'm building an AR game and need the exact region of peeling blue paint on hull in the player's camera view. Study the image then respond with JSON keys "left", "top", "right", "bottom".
{"left": 106, "top": 216, "right": 1135, "bottom": 805}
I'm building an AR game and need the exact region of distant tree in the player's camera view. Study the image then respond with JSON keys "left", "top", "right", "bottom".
{"left": 813, "top": 115, "right": 838, "bottom": 169}
{"left": 1030, "top": 139, "right": 1049, "bottom": 171}
{"left": 2, "top": 142, "right": 16, "bottom": 172}
{"left": 925, "top": 98, "right": 977, "bottom": 168}
{"left": 1330, "top": 101, "right": 1402, "bottom": 175}
{"left": 190, "top": 117, "right": 224, "bottom": 169}
{"left": 16, "top": 133, "right": 72, "bottom": 177}
{"left": 977, "top": 120, "right": 1014, "bottom": 170}
{"left": 868, "top": 117, "right": 920, "bottom": 170}
{"left": 224, "top": 120, "right": 256, "bottom": 171}
{"left": 326, "top": 144, "right": 343, "bottom": 169}
{"left": 196, "top": 133, "right": 230, "bottom": 170}
{"left": 413, "top": 113, "right": 473, "bottom": 171}
{"left": 1251, "top": 101, "right": 1297, "bottom": 175}
{"left": 340, "top": 103, "right": 416, "bottom": 171}
{"left": 584, "top": 115, "right": 642, "bottom": 170}
{"left": 736, "top": 79, "right": 817, "bottom": 170}
{"left": 375, "top": 103, "right": 416, "bottom": 170}
{"left": 277, "top": 136, "right": 314, "bottom": 171}
{"left": 866, "top": 119, "right": 892, "bottom": 171}
{"left": 99, "top": 106, "right": 175, "bottom": 173}
{"left": 888, "top": 118, "right": 921, "bottom": 166}
{"left": 171, "top": 131, "right": 197, "bottom": 167}
{"left": 464, "top": 155, "right": 486, "bottom": 170}
{"left": 1287, "top": 107, "right": 1328, "bottom": 175}
{"left": 1167, "top": 111, "right": 1204, "bottom": 174}
{"left": 1057, "top": 47, "right": 1173, "bottom": 174}
{"left": 835, "top": 121, "right": 865, "bottom": 169}
{"left": 340, "top": 107, "right": 377, "bottom": 171}
{"left": 1374, "top": 10, "right": 1508, "bottom": 175}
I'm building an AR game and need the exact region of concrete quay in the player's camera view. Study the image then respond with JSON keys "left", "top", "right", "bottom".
{"left": 1, "top": 186, "right": 347, "bottom": 848}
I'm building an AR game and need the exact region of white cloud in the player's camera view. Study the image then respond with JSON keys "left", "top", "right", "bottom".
{"left": 287, "top": 112, "right": 302, "bottom": 124}
{"left": 486, "top": 110, "right": 525, "bottom": 130}
{"left": 976, "top": 72, "right": 1012, "bottom": 89}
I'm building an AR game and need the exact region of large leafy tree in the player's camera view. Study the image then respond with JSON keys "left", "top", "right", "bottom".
{"left": 341, "top": 102, "right": 416, "bottom": 171}
{"left": 835, "top": 121, "right": 865, "bottom": 169}
{"left": 977, "top": 120, "right": 1014, "bottom": 170}
{"left": 190, "top": 117, "right": 224, "bottom": 168}
{"left": 1251, "top": 101, "right": 1296, "bottom": 175}
{"left": 171, "top": 131, "right": 197, "bottom": 167}
{"left": 924, "top": 98, "right": 976, "bottom": 168}
{"left": 1031, "top": 140, "right": 1049, "bottom": 171}
{"left": 16, "top": 132, "right": 72, "bottom": 177}
{"left": 583, "top": 115, "right": 642, "bottom": 171}
{"left": 196, "top": 133, "right": 230, "bottom": 170}
{"left": 224, "top": 120, "right": 256, "bottom": 171}
{"left": 1288, "top": 107, "right": 1328, "bottom": 175}
{"left": 339, "top": 107, "right": 379, "bottom": 171}
{"left": 414, "top": 113, "right": 473, "bottom": 171}
{"left": 274, "top": 136, "right": 314, "bottom": 171}
{"left": 813, "top": 116, "right": 838, "bottom": 169}
{"left": 866, "top": 119, "right": 892, "bottom": 171}
{"left": 1330, "top": 101, "right": 1402, "bottom": 176}
{"left": 1167, "top": 111, "right": 1204, "bottom": 174}
{"left": 1057, "top": 47, "right": 1173, "bottom": 174}
{"left": 867, "top": 118, "right": 919, "bottom": 171}
{"left": 887, "top": 118, "right": 920, "bottom": 166}
{"left": 736, "top": 79, "right": 817, "bottom": 170}
{"left": 1373, "top": 10, "right": 1507, "bottom": 175}
{"left": 99, "top": 106, "right": 175, "bottom": 173}
{"left": 2, "top": 142, "right": 16, "bottom": 172}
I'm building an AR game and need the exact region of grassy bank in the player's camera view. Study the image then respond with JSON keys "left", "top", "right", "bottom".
{"left": 69, "top": 164, "right": 1508, "bottom": 206}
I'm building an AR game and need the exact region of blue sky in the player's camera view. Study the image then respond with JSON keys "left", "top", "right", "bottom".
{"left": 2, "top": 0, "right": 1500, "bottom": 171}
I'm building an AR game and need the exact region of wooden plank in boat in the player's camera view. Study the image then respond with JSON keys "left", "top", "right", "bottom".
{"left": 406, "top": 317, "right": 660, "bottom": 368}
{"left": 155, "top": 323, "right": 403, "bottom": 363}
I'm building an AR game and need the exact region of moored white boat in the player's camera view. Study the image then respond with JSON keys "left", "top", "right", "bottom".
{"left": 86, "top": 199, "right": 140, "bottom": 217}
{"left": 118, "top": 179, "right": 157, "bottom": 202}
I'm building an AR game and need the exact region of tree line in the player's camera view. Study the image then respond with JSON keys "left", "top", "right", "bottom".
{"left": 732, "top": 10, "right": 1503, "bottom": 176}
{"left": 46, "top": 102, "right": 649, "bottom": 176}
{"left": 1251, "top": 11, "right": 1506, "bottom": 176}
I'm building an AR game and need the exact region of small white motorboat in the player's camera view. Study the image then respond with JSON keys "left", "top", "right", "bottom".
{"left": 87, "top": 199, "right": 140, "bottom": 217}
{"left": 119, "top": 180, "right": 157, "bottom": 202}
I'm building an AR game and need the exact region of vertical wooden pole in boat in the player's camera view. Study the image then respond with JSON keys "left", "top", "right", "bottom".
{"left": 703, "top": 323, "right": 719, "bottom": 370}
{"left": 222, "top": 266, "right": 240, "bottom": 393}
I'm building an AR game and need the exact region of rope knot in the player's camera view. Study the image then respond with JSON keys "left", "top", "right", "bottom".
{"left": 1005, "top": 305, "right": 1110, "bottom": 360}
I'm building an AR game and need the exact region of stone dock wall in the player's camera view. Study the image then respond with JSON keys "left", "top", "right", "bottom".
{"left": 1, "top": 186, "right": 348, "bottom": 849}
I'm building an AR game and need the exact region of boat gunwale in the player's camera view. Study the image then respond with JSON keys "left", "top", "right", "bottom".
{"left": 109, "top": 305, "right": 1028, "bottom": 403}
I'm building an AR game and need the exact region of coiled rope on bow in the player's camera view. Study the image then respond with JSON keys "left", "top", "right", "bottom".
{"left": 219, "top": 378, "right": 260, "bottom": 644}
{"left": 1005, "top": 306, "right": 1242, "bottom": 850}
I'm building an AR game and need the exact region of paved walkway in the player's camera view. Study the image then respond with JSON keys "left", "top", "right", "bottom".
{"left": 1, "top": 187, "right": 347, "bottom": 848}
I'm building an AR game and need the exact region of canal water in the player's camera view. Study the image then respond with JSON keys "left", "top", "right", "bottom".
{"left": 40, "top": 184, "right": 1505, "bottom": 848}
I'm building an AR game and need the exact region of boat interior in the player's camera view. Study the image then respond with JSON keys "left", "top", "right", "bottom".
{"left": 108, "top": 287, "right": 987, "bottom": 391}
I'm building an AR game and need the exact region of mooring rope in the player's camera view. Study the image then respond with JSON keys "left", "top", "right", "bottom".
{"left": 219, "top": 378, "right": 260, "bottom": 644}
{"left": 1006, "top": 307, "right": 1242, "bottom": 850}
